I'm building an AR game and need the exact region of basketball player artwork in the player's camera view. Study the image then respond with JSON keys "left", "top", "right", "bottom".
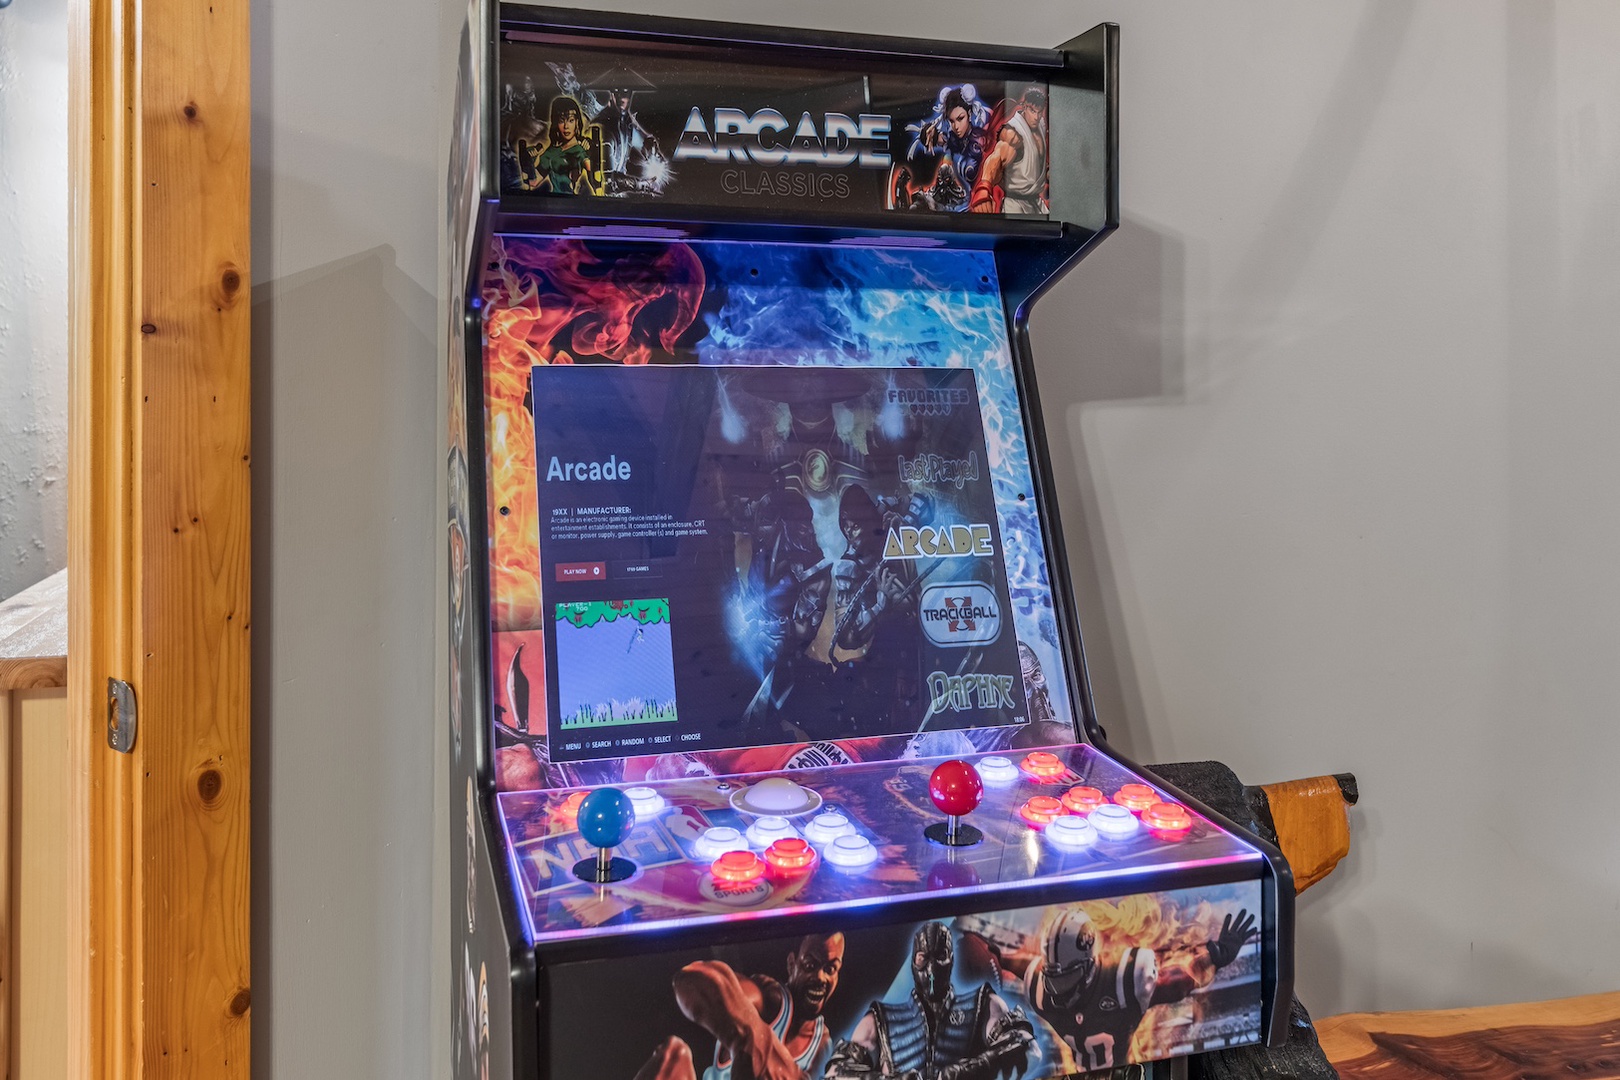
{"left": 633, "top": 933, "right": 848, "bottom": 1080}
{"left": 891, "top": 85, "right": 1048, "bottom": 215}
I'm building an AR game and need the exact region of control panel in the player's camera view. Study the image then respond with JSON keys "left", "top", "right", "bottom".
{"left": 498, "top": 744, "right": 1263, "bottom": 945}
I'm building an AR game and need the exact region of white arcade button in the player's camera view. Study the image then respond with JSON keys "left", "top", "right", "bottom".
{"left": 823, "top": 833, "right": 878, "bottom": 869}
{"left": 693, "top": 826, "right": 750, "bottom": 861}
{"left": 745, "top": 816, "right": 799, "bottom": 849}
{"left": 803, "top": 812, "right": 855, "bottom": 844}
{"left": 1089, "top": 803, "right": 1142, "bottom": 840}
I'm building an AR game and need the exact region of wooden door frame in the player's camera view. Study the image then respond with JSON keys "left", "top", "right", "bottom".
{"left": 68, "top": 0, "right": 252, "bottom": 1075}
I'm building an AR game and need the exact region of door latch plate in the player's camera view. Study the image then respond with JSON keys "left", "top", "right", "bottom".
{"left": 108, "top": 677, "right": 137, "bottom": 753}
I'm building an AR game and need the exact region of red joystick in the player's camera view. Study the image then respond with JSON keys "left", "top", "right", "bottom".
{"left": 925, "top": 760, "right": 984, "bottom": 847}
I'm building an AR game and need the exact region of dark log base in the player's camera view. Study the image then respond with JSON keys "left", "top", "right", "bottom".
{"left": 1149, "top": 760, "right": 1343, "bottom": 1080}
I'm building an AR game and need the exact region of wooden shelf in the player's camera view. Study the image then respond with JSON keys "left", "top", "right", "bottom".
{"left": 0, "top": 570, "right": 67, "bottom": 690}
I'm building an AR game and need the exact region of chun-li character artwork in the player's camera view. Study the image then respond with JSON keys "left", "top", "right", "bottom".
{"left": 892, "top": 85, "right": 992, "bottom": 212}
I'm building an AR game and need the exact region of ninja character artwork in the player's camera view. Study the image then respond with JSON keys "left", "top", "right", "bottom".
{"left": 891, "top": 84, "right": 1049, "bottom": 215}
{"left": 824, "top": 922, "right": 1037, "bottom": 1080}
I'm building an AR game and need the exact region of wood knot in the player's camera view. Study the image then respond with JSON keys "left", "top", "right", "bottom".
{"left": 183, "top": 102, "right": 199, "bottom": 121}
{"left": 140, "top": 323, "right": 157, "bottom": 335}
{"left": 197, "top": 767, "right": 224, "bottom": 805}
{"left": 221, "top": 267, "right": 241, "bottom": 295}
{"left": 228, "top": 988, "right": 251, "bottom": 1017}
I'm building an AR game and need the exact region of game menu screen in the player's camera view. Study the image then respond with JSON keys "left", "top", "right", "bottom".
{"left": 532, "top": 365, "right": 1030, "bottom": 762}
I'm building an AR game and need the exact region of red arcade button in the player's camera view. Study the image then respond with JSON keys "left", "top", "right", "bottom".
{"left": 556, "top": 561, "right": 606, "bottom": 582}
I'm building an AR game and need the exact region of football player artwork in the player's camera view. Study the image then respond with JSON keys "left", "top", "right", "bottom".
{"left": 571, "top": 884, "right": 1262, "bottom": 1080}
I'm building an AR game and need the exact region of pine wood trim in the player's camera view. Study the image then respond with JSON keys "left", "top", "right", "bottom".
{"left": 68, "top": 0, "right": 251, "bottom": 1074}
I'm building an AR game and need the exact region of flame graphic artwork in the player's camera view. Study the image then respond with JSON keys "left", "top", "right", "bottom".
{"left": 480, "top": 238, "right": 705, "bottom": 630}
{"left": 1080, "top": 893, "right": 1232, "bottom": 1063}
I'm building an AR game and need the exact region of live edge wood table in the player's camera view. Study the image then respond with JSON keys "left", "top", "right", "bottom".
{"left": 1318, "top": 992, "right": 1620, "bottom": 1080}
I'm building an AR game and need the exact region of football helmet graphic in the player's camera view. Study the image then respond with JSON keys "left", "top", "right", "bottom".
{"left": 1044, "top": 908, "right": 1100, "bottom": 1001}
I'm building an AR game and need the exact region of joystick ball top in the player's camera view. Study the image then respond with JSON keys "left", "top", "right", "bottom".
{"left": 929, "top": 760, "right": 984, "bottom": 817}
{"left": 577, "top": 788, "right": 636, "bottom": 849}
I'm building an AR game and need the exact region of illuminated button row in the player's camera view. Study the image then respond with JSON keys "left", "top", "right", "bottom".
{"left": 1019, "top": 784, "right": 1196, "bottom": 847}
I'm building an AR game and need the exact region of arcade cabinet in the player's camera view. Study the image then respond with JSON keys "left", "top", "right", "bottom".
{"left": 447, "top": 8, "right": 1296, "bottom": 1079}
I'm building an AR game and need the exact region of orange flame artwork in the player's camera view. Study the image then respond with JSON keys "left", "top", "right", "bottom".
{"left": 479, "top": 237, "right": 706, "bottom": 631}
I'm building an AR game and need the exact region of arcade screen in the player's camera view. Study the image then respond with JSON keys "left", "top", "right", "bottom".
{"left": 534, "top": 364, "right": 1027, "bottom": 762}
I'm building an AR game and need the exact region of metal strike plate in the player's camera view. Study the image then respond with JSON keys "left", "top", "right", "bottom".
{"left": 107, "top": 677, "right": 137, "bottom": 753}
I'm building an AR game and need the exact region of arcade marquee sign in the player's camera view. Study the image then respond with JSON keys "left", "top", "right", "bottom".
{"left": 499, "top": 39, "right": 1052, "bottom": 215}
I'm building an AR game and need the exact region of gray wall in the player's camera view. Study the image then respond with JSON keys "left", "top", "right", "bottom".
{"left": 251, "top": 0, "right": 459, "bottom": 1073}
{"left": 0, "top": 0, "right": 68, "bottom": 600}
{"left": 251, "top": 0, "right": 1620, "bottom": 1075}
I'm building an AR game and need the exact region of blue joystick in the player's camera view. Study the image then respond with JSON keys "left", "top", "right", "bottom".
{"left": 573, "top": 788, "right": 637, "bottom": 884}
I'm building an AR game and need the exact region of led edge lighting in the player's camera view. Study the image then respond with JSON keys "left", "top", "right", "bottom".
{"left": 496, "top": 793, "right": 540, "bottom": 946}
{"left": 526, "top": 849, "right": 1263, "bottom": 945}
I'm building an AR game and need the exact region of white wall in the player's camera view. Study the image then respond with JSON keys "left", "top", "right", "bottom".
{"left": 0, "top": 0, "right": 68, "bottom": 600}
{"left": 251, "top": 0, "right": 1620, "bottom": 1073}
